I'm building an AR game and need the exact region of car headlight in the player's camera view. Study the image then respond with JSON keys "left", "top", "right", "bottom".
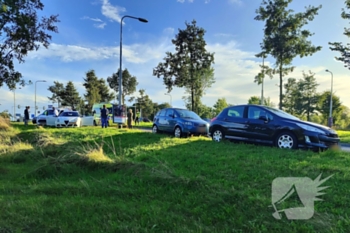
{"left": 183, "top": 121, "right": 193, "bottom": 126}
{"left": 296, "top": 123, "right": 325, "bottom": 134}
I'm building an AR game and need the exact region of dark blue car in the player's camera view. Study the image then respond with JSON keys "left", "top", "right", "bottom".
{"left": 152, "top": 108, "right": 210, "bottom": 138}
{"left": 209, "top": 104, "right": 340, "bottom": 150}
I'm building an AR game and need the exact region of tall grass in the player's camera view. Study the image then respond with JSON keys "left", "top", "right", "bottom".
{"left": 1, "top": 122, "right": 350, "bottom": 232}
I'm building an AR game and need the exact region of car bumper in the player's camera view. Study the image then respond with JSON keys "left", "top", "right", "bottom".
{"left": 299, "top": 131, "right": 340, "bottom": 150}
{"left": 56, "top": 122, "right": 79, "bottom": 127}
{"left": 182, "top": 125, "right": 209, "bottom": 136}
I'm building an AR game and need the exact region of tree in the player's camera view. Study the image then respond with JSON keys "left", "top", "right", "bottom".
{"left": 255, "top": 0, "right": 322, "bottom": 109}
{"left": 283, "top": 78, "right": 303, "bottom": 116}
{"left": 47, "top": 81, "right": 64, "bottom": 107}
{"left": 0, "top": 0, "right": 59, "bottom": 89}
{"left": 83, "top": 70, "right": 114, "bottom": 114}
{"left": 329, "top": 1, "right": 350, "bottom": 68}
{"left": 299, "top": 71, "right": 319, "bottom": 121}
{"left": 248, "top": 96, "right": 261, "bottom": 105}
{"left": 316, "top": 91, "right": 342, "bottom": 126}
{"left": 182, "top": 67, "right": 215, "bottom": 113}
{"left": 107, "top": 68, "right": 138, "bottom": 105}
{"left": 153, "top": 20, "right": 215, "bottom": 112}
{"left": 248, "top": 96, "right": 276, "bottom": 107}
{"left": 254, "top": 52, "right": 274, "bottom": 105}
{"left": 283, "top": 71, "right": 319, "bottom": 120}
{"left": 183, "top": 98, "right": 213, "bottom": 118}
{"left": 61, "top": 81, "right": 81, "bottom": 110}
{"left": 213, "top": 98, "right": 229, "bottom": 116}
{"left": 136, "top": 89, "right": 154, "bottom": 118}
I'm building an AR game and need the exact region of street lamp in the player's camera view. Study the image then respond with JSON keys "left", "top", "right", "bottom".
{"left": 35, "top": 80, "right": 47, "bottom": 116}
{"left": 118, "top": 15, "right": 148, "bottom": 119}
{"left": 325, "top": 69, "right": 333, "bottom": 127}
{"left": 165, "top": 93, "right": 172, "bottom": 107}
{"left": 13, "top": 87, "right": 21, "bottom": 121}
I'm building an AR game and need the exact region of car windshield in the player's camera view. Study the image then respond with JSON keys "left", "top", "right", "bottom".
{"left": 264, "top": 106, "right": 299, "bottom": 120}
{"left": 61, "top": 112, "right": 79, "bottom": 117}
{"left": 175, "top": 109, "right": 201, "bottom": 120}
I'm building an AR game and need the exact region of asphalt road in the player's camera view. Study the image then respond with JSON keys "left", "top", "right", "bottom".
{"left": 135, "top": 127, "right": 350, "bottom": 152}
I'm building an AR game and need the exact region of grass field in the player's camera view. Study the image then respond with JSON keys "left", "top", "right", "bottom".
{"left": 338, "top": 130, "right": 350, "bottom": 144}
{"left": 1, "top": 120, "right": 350, "bottom": 232}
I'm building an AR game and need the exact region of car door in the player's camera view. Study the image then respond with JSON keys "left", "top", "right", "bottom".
{"left": 221, "top": 106, "right": 249, "bottom": 139}
{"left": 164, "top": 109, "right": 176, "bottom": 132}
{"left": 246, "top": 106, "right": 276, "bottom": 143}
{"left": 156, "top": 109, "right": 167, "bottom": 131}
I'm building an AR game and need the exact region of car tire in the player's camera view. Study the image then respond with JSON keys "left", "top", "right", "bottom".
{"left": 275, "top": 131, "right": 298, "bottom": 149}
{"left": 152, "top": 125, "right": 158, "bottom": 134}
{"left": 212, "top": 128, "right": 225, "bottom": 142}
{"left": 174, "top": 126, "right": 182, "bottom": 138}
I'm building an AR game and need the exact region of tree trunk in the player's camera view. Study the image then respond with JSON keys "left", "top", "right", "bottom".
{"left": 279, "top": 63, "right": 283, "bottom": 110}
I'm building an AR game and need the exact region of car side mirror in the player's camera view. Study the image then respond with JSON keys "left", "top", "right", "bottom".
{"left": 259, "top": 115, "right": 268, "bottom": 122}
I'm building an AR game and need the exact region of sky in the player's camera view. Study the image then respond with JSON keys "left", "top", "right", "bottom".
{"left": 1, "top": 0, "right": 350, "bottom": 117}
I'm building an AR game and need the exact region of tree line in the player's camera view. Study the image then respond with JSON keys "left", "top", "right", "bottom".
{"left": 1, "top": 0, "right": 350, "bottom": 128}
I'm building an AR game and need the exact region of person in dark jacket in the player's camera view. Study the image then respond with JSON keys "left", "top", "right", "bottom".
{"left": 127, "top": 109, "right": 133, "bottom": 129}
{"left": 100, "top": 105, "right": 108, "bottom": 128}
{"left": 24, "top": 106, "right": 30, "bottom": 126}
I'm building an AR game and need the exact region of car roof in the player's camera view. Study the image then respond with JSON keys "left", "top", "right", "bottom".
{"left": 160, "top": 108, "right": 190, "bottom": 111}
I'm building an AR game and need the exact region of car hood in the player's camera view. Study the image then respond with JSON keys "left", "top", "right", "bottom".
{"left": 286, "top": 118, "right": 335, "bottom": 133}
{"left": 181, "top": 118, "right": 209, "bottom": 124}
{"left": 57, "top": 117, "right": 79, "bottom": 121}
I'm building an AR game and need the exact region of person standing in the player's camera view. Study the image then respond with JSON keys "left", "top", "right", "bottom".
{"left": 101, "top": 104, "right": 108, "bottom": 128}
{"left": 24, "top": 106, "right": 30, "bottom": 126}
{"left": 135, "top": 110, "right": 140, "bottom": 125}
{"left": 52, "top": 107, "right": 59, "bottom": 116}
{"left": 127, "top": 109, "right": 133, "bottom": 129}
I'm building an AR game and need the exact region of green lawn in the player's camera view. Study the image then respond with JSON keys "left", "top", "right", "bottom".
{"left": 1, "top": 122, "right": 350, "bottom": 232}
{"left": 338, "top": 130, "right": 350, "bottom": 144}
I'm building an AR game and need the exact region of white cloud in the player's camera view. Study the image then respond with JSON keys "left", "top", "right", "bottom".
{"left": 81, "top": 16, "right": 103, "bottom": 22}
{"left": 101, "top": 0, "right": 126, "bottom": 23}
{"left": 177, "top": 0, "right": 185, "bottom": 2}
{"left": 81, "top": 16, "right": 107, "bottom": 29}
{"left": 94, "top": 22, "right": 107, "bottom": 29}
{"left": 163, "top": 27, "right": 175, "bottom": 35}
{"left": 228, "top": 0, "right": 243, "bottom": 6}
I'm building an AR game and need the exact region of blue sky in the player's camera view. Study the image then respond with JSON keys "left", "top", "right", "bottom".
{"left": 1, "top": 0, "right": 350, "bottom": 116}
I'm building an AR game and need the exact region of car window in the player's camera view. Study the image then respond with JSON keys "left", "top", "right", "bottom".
{"left": 248, "top": 106, "right": 274, "bottom": 120}
{"left": 159, "top": 109, "right": 167, "bottom": 117}
{"left": 47, "top": 110, "right": 55, "bottom": 115}
{"left": 166, "top": 109, "right": 174, "bottom": 117}
{"left": 61, "top": 112, "right": 79, "bottom": 117}
{"left": 227, "top": 106, "right": 245, "bottom": 118}
{"left": 175, "top": 109, "right": 201, "bottom": 120}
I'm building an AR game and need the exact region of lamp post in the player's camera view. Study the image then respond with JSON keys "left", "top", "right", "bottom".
{"left": 118, "top": 15, "right": 148, "bottom": 119}
{"left": 13, "top": 87, "right": 21, "bottom": 121}
{"left": 35, "top": 80, "right": 47, "bottom": 116}
{"left": 325, "top": 69, "right": 333, "bottom": 127}
{"left": 165, "top": 93, "right": 172, "bottom": 107}
{"left": 260, "top": 53, "right": 267, "bottom": 105}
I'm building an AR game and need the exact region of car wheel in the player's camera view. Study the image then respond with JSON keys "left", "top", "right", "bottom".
{"left": 174, "top": 127, "right": 182, "bottom": 138}
{"left": 275, "top": 131, "right": 298, "bottom": 149}
{"left": 152, "top": 125, "right": 158, "bottom": 134}
{"left": 212, "top": 128, "right": 224, "bottom": 142}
